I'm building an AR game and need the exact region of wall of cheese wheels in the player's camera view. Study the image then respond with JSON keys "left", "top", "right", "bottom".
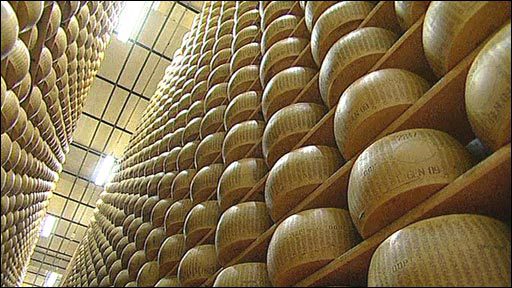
{"left": 1, "top": 1, "right": 124, "bottom": 287}
{"left": 61, "top": 1, "right": 510, "bottom": 287}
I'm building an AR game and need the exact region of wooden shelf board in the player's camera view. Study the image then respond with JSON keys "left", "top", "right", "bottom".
{"left": 358, "top": 1, "right": 402, "bottom": 34}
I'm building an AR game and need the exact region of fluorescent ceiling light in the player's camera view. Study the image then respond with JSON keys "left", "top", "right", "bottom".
{"left": 116, "top": 1, "right": 147, "bottom": 42}
{"left": 40, "top": 215, "right": 57, "bottom": 238}
{"left": 94, "top": 155, "right": 117, "bottom": 186}
{"left": 43, "top": 271, "right": 61, "bottom": 287}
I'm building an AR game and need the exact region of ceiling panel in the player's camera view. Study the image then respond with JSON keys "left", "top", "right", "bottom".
{"left": 83, "top": 79, "right": 113, "bottom": 117}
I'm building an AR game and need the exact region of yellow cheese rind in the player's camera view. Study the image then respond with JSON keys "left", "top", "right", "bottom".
{"left": 394, "top": 1, "right": 430, "bottom": 31}
{"left": 158, "top": 234, "right": 186, "bottom": 277}
{"left": 213, "top": 263, "right": 272, "bottom": 287}
{"left": 184, "top": 201, "right": 220, "bottom": 248}
{"left": 195, "top": 132, "right": 225, "bottom": 170}
{"left": 171, "top": 169, "right": 196, "bottom": 200}
{"left": 190, "top": 163, "right": 224, "bottom": 205}
{"left": 230, "top": 43, "right": 261, "bottom": 75}
{"left": 369, "top": 214, "right": 511, "bottom": 287}
{"left": 228, "top": 65, "right": 261, "bottom": 100}
{"left": 222, "top": 120, "right": 265, "bottom": 165}
{"left": 200, "top": 105, "right": 226, "bottom": 139}
{"left": 348, "top": 129, "right": 474, "bottom": 239}
{"left": 177, "top": 244, "right": 220, "bottom": 287}
{"left": 261, "top": 15, "right": 301, "bottom": 54}
{"left": 155, "top": 276, "right": 180, "bottom": 287}
{"left": 224, "top": 91, "right": 262, "bottom": 130}
{"left": 164, "top": 199, "right": 193, "bottom": 236}
{"left": 305, "top": 1, "right": 337, "bottom": 33}
{"left": 260, "top": 37, "right": 309, "bottom": 86}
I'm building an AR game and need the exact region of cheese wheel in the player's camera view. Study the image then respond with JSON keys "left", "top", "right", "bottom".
{"left": 305, "top": 1, "right": 337, "bottom": 33}
{"left": 200, "top": 105, "right": 226, "bottom": 138}
{"left": 212, "top": 35, "right": 233, "bottom": 55}
{"left": 145, "top": 228, "right": 166, "bottom": 261}
{"left": 222, "top": 120, "right": 265, "bottom": 165}
{"left": 163, "top": 148, "right": 181, "bottom": 172}
{"left": 423, "top": 1, "right": 511, "bottom": 77}
{"left": 232, "top": 25, "right": 261, "bottom": 52}
{"left": 195, "top": 132, "right": 225, "bottom": 169}
{"left": 224, "top": 91, "right": 262, "bottom": 130}
{"left": 369, "top": 214, "right": 511, "bottom": 286}
{"left": 1, "top": 2, "right": 18, "bottom": 59}
{"left": 164, "top": 199, "right": 193, "bottom": 236}
{"left": 178, "top": 94, "right": 192, "bottom": 112}
{"left": 205, "top": 83, "right": 228, "bottom": 111}
{"left": 190, "top": 164, "right": 224, "bottom": 204}
{"left": 177, "top": 244, "right": 220, "bottom": 287}
{"left": 135, "top": 222, "right": 153, "bottom": 251}
{"left": 265, "top": 146, "right": 344, "bottom": 221}
{"left": 215, "top": 202, "right": 272, "bottom": 265}
{"left": 208, "top": 63, "right": 230, "bottom": 88}
{"left": 230, "top": 43, "right": 261, "bottom": 75}
{"left": 217, "top": 19, "right": 234, "bottom": 39}
{"left": 334, "top": 69, "right": 431, "bottom": 159}
{"left": 394, "top": 1, "right": 430, "bottom": 31}
{"left": 465, "top": 22, "right": 511, "bottom": 152}
{"left": 195, "top": 65, "right": 210, "bottom": 83}
{"left": 183, "top": 201, "right": 220, "bottom": 249}
{"left": 235, "top": 2, "right": 258, "bottom": 19}
{"left": 198, "top": 51, "right": 213, "bottom": 69}
{"left": 177, "top": 141, "right": 199, "bottom": 171}
{"left": 211, "top": 48, "right": 232, "bottom": 71}
{"left": 261, "top": 1, "right": 301, "bottom": 32}
{"left": 172, "top": 169, "right": 196, "bottom": 200}
{"left": 151, "top": 199, "right": 173, "bottom": 228}
{"left": 320, "top": 27, "right": 398, "bottom": 108}
{"left": 156, "top": 276, "right": 180, "bottom": 287}
{"left": 202, "top": 38, "right": 215, "bottom": 55}
{"left": 262, "top": 15, "right": 304, "bottom": 54}
{"left": 113, "top": 269, "right": 130, "bottom": 287}
{"left": 1, "top": 39, "right": 30, "bottom": 89}
{"left": 187, "top": 101, "right": 204, "bottom": 122}
{"left": 137, "top": 261, "right": 160, "bottom": 287}
{"left": 142, "top": 196, "right": 159, "bottom": 222}
{"left": 1, "top": 91, "right": 20, "bottom": 135}
{"left": 234, "top": 9, "right": 260, "bottom": 35}
{"left": 228, "top": 65, "right": 261, "bottom": 100}
{"left": 262, "top": 66, "right": 320, "bottom": 121}
{"left": 183, "top": 117, "right": 202, "bottom": 143}
{"left": 174, "top": 109, "right": 188, "bottom": 130}
{"left": 217, "top": 158, "right": 268, "bottom": 211}
{"left": 312, "top": 1, "right": 375, "bottom": 67}
{"left": 128, "top": 250, "right": 147, "bottom": 280}
{"left": 213, "top": 263, "right": 272, "bottom": 287}
{"left": 260, "top": 37, "right": 309, "bottom": 86}
{"left": 268, "top": 208, "right": 360, "bottom": 286}
{"left": 158, "top": 234, "right": 185, "bottom": 277}
{"left": 9, "top": 1, "right": 43, "bottom": 33}
{"left": 263, "top": 103, "right": 326, "bottom": 167}
{"left": 349, "top": 129, "right": 474, "bottom": 238}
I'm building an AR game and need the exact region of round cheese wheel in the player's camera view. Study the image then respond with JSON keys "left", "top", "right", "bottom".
{"left": 368, "top": 214, "right": 511, "bottom": 287}
{"left": 235, "top": 2, "right": 258, "bottom": 19}
{"left": 1, "top": 2, "right": 18, "bottom": 59}
{"left": 224, "top": 91, "right": 262, "bottom": 130}
{"left": 222, "top": 120, "right": 265, "bottom": 165}
{"left": 190, "top": 164, "right": 224, "bottom": 204}
{"left": 312, "top": 1, "right": 375, "bottom": 68}
{"left": 1, "top": 39, "right": 30, "bottom": 89}
{"left": 158, "top": 234, "right": 185, "bottom": 277}
{"left": 174, "top": 110, "right": 188, "bottom": 130}
{"left": 349, "top": 128, "right": 474, "bottom": 238}
{"left": 178, "top": 244, "right": 219, "bottom": 287}
{"left": 205, "top": 83, "right": 228, "bottom": 111}
{"left": 261, "top": 1, "right": 301, "bottom": 32}
{"left": 198, "top": 51, "right": 213, "bottom": 70}
{"left": 184, "top": 201, "right": 220, "bottom": 248}
{"left": 215, "top": 202, "right": 272, "bottom": 266}
{"left": 260, "top": 37, "right": 309, "bottom": 86}
{"left": 211, "top": 48, "right": 232, "bottom": 71}
{"left": 465, "top": 22, "right": 511, "bottom": 152}
{"left": 394, "top": 1, "right": 430, "bottom": 31}
{"left": 305, "top": 1, "right": 337, "bottom": 33}
{"left": 208, "top": 63, "right": 230, "bottom": 88}
{"left": 113, "top": 269, "right": 130, "bottom": 287}
{"left": 142, "top": 196, "right": 159, "bottom": 222}
{"left": 234, "top": 9, "right": 260, "bottom": 35}
{"left": 212, "top": 34, "right": 233, "bottom": 55}
{"left": 172, "top": 169, "right": 196, "bottom": 200}
{"left": 334, "top": 68, "right": 431, "bottom": 159}
{"left": 10, "top": 1, "right": 43, "bottom": 33}
{"left": 213, "top": 263, "right": 272, "bottom": 287}
{"left": 187, "top": 100, "right": 205, "bottom": 122}
{"left": 164, "top": 199, "right": 193, "bottom": 236}
{"left": 145, "top": 227, "right": 166, "bottom": 261}
{"left": 228, "top": 65, "right": 261, "bottom": 100}
{"left": 268, "top": 208, "right": 360, "bottom": 286}
{"left": 156, "top": 276, "right": 180, "bottom": 287}
{"left": 217, "top": 19, "right": 234, "bottom": 39}
{"left": 137, "top": 261, "right": 160, "bottom": 287}
{"left": 232, "top": 25, "right": 261, "bottom": 52}
{"left": 177, "top": 141, "right": 199, "bottom": 171}
{"left": 195, "top": 132, "right": 225, "bottom": 169}
{"left": 200, "top": 105, "right": 226, "bottom": 138}
{"left": 195, "top": 65, "right": 211, "bottom": 83}
{"left": 128, "top": 250, "right": 147, "bottom": 280}
{"left": 262, "top": 15, "right": 304, "bottom": 55}
{"left": 217, "top": 158, "right": 268, "bottom": 211}
{"left": 163, "top": 148, "right": 181, "bottom": 173}
{"left": 423, "top": 1, "right": 511, "bottom": 77}
{"left": 266, "top": 146, "right": 344, "bottom": 221}
{"left": 263, "top": 103, "right": 326, "bottom": 167}
{"left": 202, "top": 38, "right": 215, "bottom": 54}
{"left": 319, "top": 27, "right": 398, "bottom": 108}
{"left": 135, "top": 223, "right": 153, "bottom": 251}
{"left": 183, "top": 117, "right": 202, "bottom": 143}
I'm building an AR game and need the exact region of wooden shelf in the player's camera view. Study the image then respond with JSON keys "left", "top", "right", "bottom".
{"left": 358, "top": 1, "right": 402, "bottom": 34}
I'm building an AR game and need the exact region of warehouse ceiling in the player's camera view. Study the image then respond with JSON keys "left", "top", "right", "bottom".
{"left": 22, "top": 2, "right": 201, "bottom": 287}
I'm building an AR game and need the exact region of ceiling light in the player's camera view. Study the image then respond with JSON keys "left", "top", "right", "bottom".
{"left": 40, "top": 215, "right": 57, "bottom": 238}
{"left": 94, "top": 155, "right": 117, "bottom": 186}
{"left": 116, "top": 1, "right": 147, "bottom": 42}
{"left": 43, "top": 271, "right": 61, "bottom": 287}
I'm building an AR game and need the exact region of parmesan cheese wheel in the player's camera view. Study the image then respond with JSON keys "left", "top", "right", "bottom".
{"left": 202, "top": 38, "right": 215, "bottom": 54}
{"left": 128, "top": 250, "right": 147, "bottom": 280}
{"left": 172, "top": 169, "right": 196, "bottom": 200}
{"left": 205, "top": 83, "right": 228, "bottom": 111}
{"left": 224, "top": 91, "right": 262, "bottom": 130}
{"left": 156, "top": 276, "right": 181, "bottom": 287}
{"left": 261, "top": 1, "right": 301, "bottom": 32}
{"left": 260, "top": 37, "right": 309, "bottom": 86}
{"left": 368, "top": 214, "right": 511, "bottom": 287}
{"left": 266, "top": 146, "right": 344, "bottom": 221}
{"left": 465, "top": 22, "right": 511, "bottom": 152}
{"left": 228, "top": 65, "right": 261, "bottom": 100}
{"left": 213, "top": 263, "right": 272, "bottom": 287}
{"left": 230, "top": 43, "right": 261, "bottom": 74}
{"left": 177, "top": 244, "right": 220, "bottom": 287}
{"left": 158, "top": 234, "right": 186, "bottom": 277}
{"left": 183, "top": 117, "right": 202, "bottom": 143}
{"left": 234, "top": 9, "right": 260, "bottom": 35}
{"left": 320, "top": 27, "right": 399, "bottom": 108}
{"left": 232, "top": 25, "right": 261, "bottom": 52}
{"left": 187, "top": 100, "right": 205, "bottom": 122}
{"left": 349, "top": 129, "right": 474, "bottom": 238}
{"left": 235, "top": 2, "right": 258, "bottom": 19}
{"left": 305, "top": 1, "right": 337, "bottom": 33}
{"left": 9, "top": 1, "right": 43, "bottom": 33}
{"left": 134, "top": 196, "right": 148, "bottom": 218}
{"left": 174, "top": 109, "right": 188, "bottom": 130}
{"left": 145, "top": 228, "right": 166, "bottom": 261}
{"left": 137, "top": 261, "right": 160, "bottom": 287}
{"left": 334, "top": 69, "right": 431, "bottom": 159}
{"left": 268, "top": 208, "right": 360, "bottom": 286}
{"left": 198, "top": 51, "right": 213, "bottom": 69}
{"left": 200, "top": 105, "right": 226, "bottom": 138}
{"left": 423, "top": 1, "right": 511, "bottom": 77}
{"left": 195, "top": 65, "right": 211, "bottom": 83}
{"left": 208, "top": 63, "right": 230, "bottom": 88}
{"left": 1, "top": 2, "right": 18, "bottom": 59}
{"left": 183, "top": 201, "right": 220, "bottom": 248}
{"left": 222, "top": 120, "right": 265, "bottom": 165}
{"left": 263, "top": 103, "right": 326, "bottom": 167}
{"left": 1, "top": 39, "right": 30, "bottom": 89}
{"left": 195, "top": 132, "right": 225, "bottom": 169}
{"left": 142, "top": 196, "right": 159, "bottom": 222}
{"left": 217, "top": 158, "right": 268, "bottom": 211}
{"left": 394, "top": 1, "right": 430, "bottom": 31}
{"left": 211, "top": 48, "right": 232, "bottom": 71}
{"left": 163, "top": 148, "right": 181, "bottom": 173}
{"left": 177, "top": 141, "right": 199, "bottom": 171}
{"left": 262, "top": 15, "right": 304, "bottom": 55}
{"left": 212, "top": 35, "right": 233, "bottom": 56}
{"left": 190, "top": 164, "right": 224, "bottom": 204}
{"left": 113, "top": 269, "right": 130, "bottom": 287}
{"left": 135, "top": 222, "right": 153, "bottom": 250}
{"left": 262, "top": 66, "right": 321, "bottom": 121}
{"left": 217, "top": 19, "right": 234, "bottom": 39}
{"left": 215, "top": 202, "right": 272, "bottom": 265}
{"left": 165, "top": 199, "right": 193, "bottom": 236}
{"left": 151, "top": 199, "right": 173, "bottom": 228}
{"left": 191, "top": 81, "right": 208, "bottom": 103}
{"left": 312, "top": 1, "right": 375, "bottom": 67}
